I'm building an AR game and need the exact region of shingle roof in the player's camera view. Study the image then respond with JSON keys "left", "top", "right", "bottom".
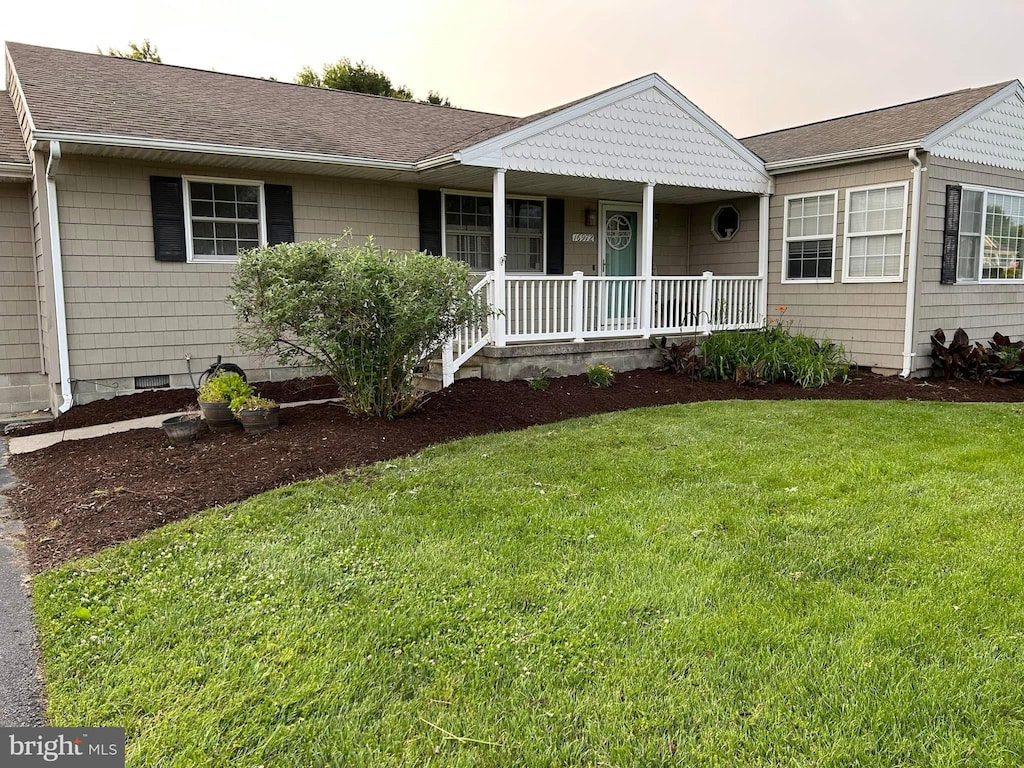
{"left": 6, "top": 42, "right": 519, "bottom": 164}
{"left": 0, "top": 94, "right": 29, "bottom": 165}
{"left": 741, "top": 81, "right": 1015, "bottom": 164}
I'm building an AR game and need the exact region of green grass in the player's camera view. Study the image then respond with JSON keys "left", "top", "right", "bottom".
{"left": 34, "top": 401, "right": 1024, "bottom": 767}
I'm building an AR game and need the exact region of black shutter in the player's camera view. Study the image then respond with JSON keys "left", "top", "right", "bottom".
{"left": 546, "top": 198, "right": 565, "bottom": 274}
{"left": 941, "top": 184, "right": 962, "bottom": 285}
{"left": 149, "top": 176, "right": 186, "bottom": 262}
{"left": 265, "top": 184, "right": 294, "bottom": 245}
{"left": 418, "top": 189, "right": 443, "bottom": 255}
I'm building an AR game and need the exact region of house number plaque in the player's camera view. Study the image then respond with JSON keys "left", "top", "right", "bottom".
{"left": 571, "top": 233, "right": 596, "bottom": 243}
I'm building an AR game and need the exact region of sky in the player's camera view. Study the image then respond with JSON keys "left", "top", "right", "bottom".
{"left": 3, "top": 0, "right": 1023, "bottom": 137}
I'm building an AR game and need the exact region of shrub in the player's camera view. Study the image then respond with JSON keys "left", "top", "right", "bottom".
{"left": 230, "top": 236, "right": 492, "bottom": 418}
{"left": 198, "top": 372, "right": 252, "bottom": 404}
{"left": 586, "top": 362, "right": 615, "bottom": 388}
{"left": 931, "top": 328, "right": 1024, "bottom": 383}
{"left": 700, "top": 322, "right": 850, "bottom": 388}
{"left": 527, "top": 367, "right": 551, "bottom": 391}
{"left": 652, "top": 336, "right": 703, "bottom": 379}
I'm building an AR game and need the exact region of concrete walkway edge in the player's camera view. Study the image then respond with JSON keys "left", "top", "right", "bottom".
{"left": 8, "top": 398, "right": 336, "bottom": 455}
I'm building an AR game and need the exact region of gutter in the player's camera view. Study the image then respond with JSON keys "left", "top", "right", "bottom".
{"left": 901, "top": 148, "right": 924, "bottom": 378}
{"left": 45, "top": 141, "right": 73, "bottom": 413}
{"left": 763, "top": 141, "right": 920, "bottom": 173}
{"left": 0, "top": 161, "right": 33, "bottom": 179}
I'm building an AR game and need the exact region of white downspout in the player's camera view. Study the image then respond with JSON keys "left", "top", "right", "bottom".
{"left": 900, "top": 149, "right": 924, "bottom": 378}
{"left": 45, "top": 141, "right": 73, "bottom": 412}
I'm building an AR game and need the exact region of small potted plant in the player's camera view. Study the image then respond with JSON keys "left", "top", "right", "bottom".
{"left": 230, "top": 394, "right": 280, "bottom": 434}
{"left": 161, "top": 404, "right": 202, "bottom": 447}
{"left": 197, "top": 372, "right": 252, "bottom": 433}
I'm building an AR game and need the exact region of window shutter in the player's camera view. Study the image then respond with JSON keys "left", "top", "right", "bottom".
{"left": 265, "top": 184, "right": 294, "bottom": 245}
{"left": 941, "top": 185, "right": 962, "bottom": 285}
{"left": 149, "top": 176, "right": 186, "bottom": 262}
{"left": 546, "top": 198, "right": 565, "bottom": 274}
{"left": 418, "top": 189, "right": 443, "bottom": 255}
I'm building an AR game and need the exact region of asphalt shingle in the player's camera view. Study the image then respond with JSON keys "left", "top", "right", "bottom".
{"left": 0, "top": 96, "right": 28, "bottom": 165}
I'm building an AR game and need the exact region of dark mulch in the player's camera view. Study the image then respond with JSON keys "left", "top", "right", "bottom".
{"left": 9, "top": 376, "right": 340, "bottom": 436}
{"left": 8, "top": 369, "right": 1023, "bottom": 573}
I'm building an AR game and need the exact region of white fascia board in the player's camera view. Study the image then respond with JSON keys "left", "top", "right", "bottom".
{"left": 30, "top": 130, "right": 417, "bottom": 171}
{"left": 921, "top": 81, "right": 1024, "bottom": 150}
{"left": 763, "top": 142, "right": 920, "bottom": 173}
{"left": 456, "top": 73, "right": 771, "bottom": 183}
{"left": 0, "top": 161, "right": 32, "bottom": 178}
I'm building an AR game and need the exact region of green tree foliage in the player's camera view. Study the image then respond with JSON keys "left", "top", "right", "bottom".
{"left": 101, "top": 39, "right": 162, "bottom": 62}
{"left": 230, "top": 236, "right": 491, "bottom": 417}
{"left": 296, "top": 58, "right": 451, "bottom": 105}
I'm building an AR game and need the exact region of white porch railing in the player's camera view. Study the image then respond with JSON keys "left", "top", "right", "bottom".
{"left": 441, "top": 270, "right": 763, "bottom": 386}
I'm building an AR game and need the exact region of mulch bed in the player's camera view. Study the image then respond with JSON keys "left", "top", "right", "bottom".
{"left": 7, "top": 369, "right": 1023, "bottom": 573}
{"left": 8, "top": 376, "right": 339, "bottom": 436}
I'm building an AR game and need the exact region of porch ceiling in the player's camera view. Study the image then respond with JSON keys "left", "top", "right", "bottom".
{"left": 419, "top": 165, "right": 755, "bottom": 204}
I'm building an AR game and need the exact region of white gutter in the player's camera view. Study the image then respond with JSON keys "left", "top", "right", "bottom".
{"left": 763, "top": 141, "right": 920, "bottom": 173}
{"left": 31, "top": 130, "right": 420, "bottom": 172}
{"left": 0, "top": 161, "right": 33, "bottom": 178}
{"left": 45, "top": 141, "right": 73, "bottom": 413}
{"left": 901, "top": 148, "right": 924, "bottom": 378}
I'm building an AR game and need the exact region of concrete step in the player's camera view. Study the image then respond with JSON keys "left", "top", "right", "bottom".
{"left": 415, "top": 361, "right": 482, "bottom": 392}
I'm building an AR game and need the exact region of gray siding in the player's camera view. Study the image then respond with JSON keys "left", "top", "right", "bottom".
{"left": 914, "top": 155, "right": 1024, "bottom": 371}
{"left": 766, "top": 157, "right": 916, "bottom": 372}
{"left": 688, "top": 196, "right": 760, "bottom": 275}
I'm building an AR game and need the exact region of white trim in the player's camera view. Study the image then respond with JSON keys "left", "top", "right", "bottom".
{"left": 5, "top": 48, "right": 38, "bottom": 139}
{"left": 454, "top": 74, "right": 771, "bottom": 185}
{"left": 182, "top": 175, "right": 267, "bottom": 264}
{"left": 45, "top": 141, "right": 73, "bottom": 413}
{"left": 841, "top": 181, "right": 909, "bottom": 284}
{"left": 711, "top": 204, "right": 740, "bottom": 241}
{"left": 757, "top": 194, "right": 769, "bottom": 324}
{"left": 780, "top": 190, "right": 838, "bottom": 285}
{"left": 439, "top": 188, "right": 547, "bottom": 274}
{"left": 598, "top": 200, "right": 643, "bottom": 277}
{"left": 901, "top": 150, "right": 924, "bottom": 378}
{"left": 956, "top": 183, "right": 1024, "bottom": 284}
{"left": 31, "top": 129, "right": 417, "bottom": 172}
{"left": 921, "top": 81, "right": 1023, "bottom": 150}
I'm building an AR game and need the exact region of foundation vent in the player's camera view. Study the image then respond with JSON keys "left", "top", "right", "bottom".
{"left": 134, "top": 374, "right": 171, "bottom": 390}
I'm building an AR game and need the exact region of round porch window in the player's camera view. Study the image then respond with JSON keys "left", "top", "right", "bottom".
{"left": 712, "top": 205, "right": 740, "bottom": 241}
{"left": 605, "top": 214, "right": 633, "bottom": 251}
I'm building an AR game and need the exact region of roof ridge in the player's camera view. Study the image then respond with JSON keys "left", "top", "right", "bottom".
{"left": 4, "top": 40, "right": 517, "bottom": 121}
{"left": 741, "top": 80, "right": 1017, "bottom": 141}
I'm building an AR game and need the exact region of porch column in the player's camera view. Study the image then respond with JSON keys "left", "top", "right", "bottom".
{"left": 640, "top": 181, "right": 655, "bottom": 337}
{"left": 758, "top": 193, "right": 770, "bottom": 325}
{"left": 492, "top": 168, "right": 507, "bottom": 347}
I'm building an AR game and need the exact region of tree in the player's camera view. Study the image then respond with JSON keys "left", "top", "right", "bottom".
{"left": 296, "top": 58, "right": 451, "bottom": 105}
{"left": 101, "top": 39, "right": 162, "bottom": 63}
{"left": 230, "top": 235, "right": 491, "bottom": 418}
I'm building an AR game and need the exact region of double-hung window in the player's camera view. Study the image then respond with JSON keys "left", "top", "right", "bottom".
{"left": 957, "top": 187, "right": 1024, "bottom": 282}
{"left": 843, "top": 183, "right": 908, "bottom": 282}
{"left": 185, "top": 178, "right": 266, "bottom": 262}
{"left": 443, "top": 192, "right": 545, "bottom": 272}
{"left": 782, "top": 191, "right": 837, "bottom": 282}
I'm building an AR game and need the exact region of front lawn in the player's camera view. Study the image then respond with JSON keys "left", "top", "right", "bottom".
{"left": 34, "top": 401, "right": 1024, "bottom": 766}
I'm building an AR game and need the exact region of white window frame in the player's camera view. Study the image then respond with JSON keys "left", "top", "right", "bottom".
{"left": 441, "top": 189, "right": 547, "bottom": 274}
{"left": 781, "top": 190, "right": 838, "bottom": 285}
{"left": 958, "top": 183, "right": 1024, "bottom": 285}
{"left": 183, "top": 175, "right": 268, "bottom": 264}
{"left": 842, "top": 181, "right": 909, "bottom": 284}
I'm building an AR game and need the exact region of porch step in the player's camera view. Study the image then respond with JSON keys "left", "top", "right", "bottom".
{"left": 415, "top": 360, "right": 482, "bottom": 392}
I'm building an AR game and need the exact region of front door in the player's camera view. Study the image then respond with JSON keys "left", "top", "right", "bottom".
{"left": 600, "top": 206, "right": 640, "bottom": 325}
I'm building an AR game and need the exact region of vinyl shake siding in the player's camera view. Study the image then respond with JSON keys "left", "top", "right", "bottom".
{"left": 766, "top": 156, "right": 916, "bottom": 372}
{"left": 914, "top": 154, "right": 1024, "bottom": 369}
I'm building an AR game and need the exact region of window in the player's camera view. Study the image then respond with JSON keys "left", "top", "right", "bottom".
{"left": 185, "top": 178, "right": 265, "bottom": 262}
{"left": 783, "top": 192, "right": 837, "bottom": 282}
{"left": 844, "top": 183, "right": 907, "bottom": 282}
{"left": 958, "top": 187, "right": 1024, "bottom": 282}
{"left": 712, "top": 205, "right": 740, "bottom": 241}
{"left": 443, "top": 193, "right": 544, "bottom": 272}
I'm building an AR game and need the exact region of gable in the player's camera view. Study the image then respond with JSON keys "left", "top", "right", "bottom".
{"left": 456, "top": 82, "right": 771, "bottom": 195}
{"left": 926, "top": 88, "right": 1024, "bottom": 172}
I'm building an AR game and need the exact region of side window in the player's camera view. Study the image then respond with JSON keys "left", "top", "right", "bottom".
{"left": 783, "top": 192, "right": 837, "bottom": 282}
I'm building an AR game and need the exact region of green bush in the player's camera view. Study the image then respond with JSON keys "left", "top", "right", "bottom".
{"left": 586, "top": 362, "right": 615, "bottom": 388}
{"left": 700, "top": 321, "right": 850, "bottom": 388}
{"left": 230, "top": 236, "right": 492, "bottom": 418}
{"left": 197, "top": 372, "right": 252, "bottom": 404}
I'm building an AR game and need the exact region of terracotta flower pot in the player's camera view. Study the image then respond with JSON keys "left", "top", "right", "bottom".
{"left": 236, "top": 405, "right": 280, "bottom": 434}
{"left": 198, "top": 400, "right": 238, "bottom": 432}
{"left": 161, "top": 415, "right": 201, "bottom": 447}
